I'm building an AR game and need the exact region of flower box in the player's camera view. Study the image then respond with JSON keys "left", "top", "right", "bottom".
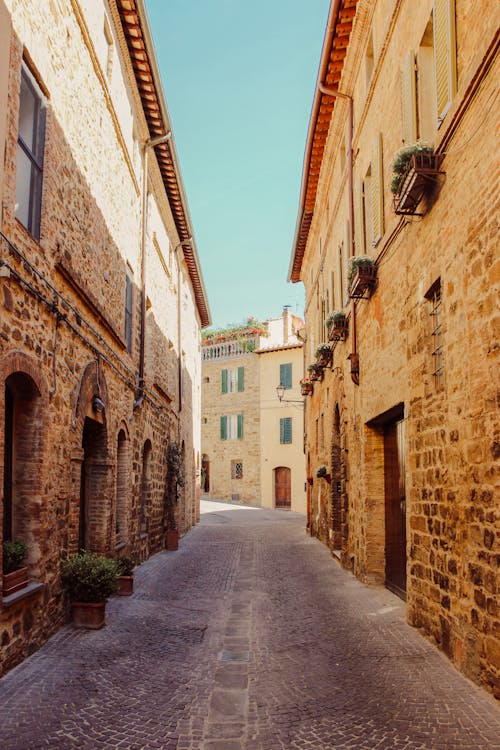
{"left": 166, "top": 529, "right": 179, "bottom": 551}
{"left": 2, "top": 566, "right": 29, "bottom": 597}
{"left": 393, "top": 152, "right": 444, "bottom": 216}
{"left": 117, "top": 575, "right": 134, "bottom": 596}
{"left": 327, "top": 315, "right": 348, "bottom": 342}
{"left": 70, "top": 601, "right": 106, "bottom": 629}
{"left": 300, "top": 381, "right": 313, "bottom": 396}
{"left": 348, "top": 262, "right": 377, "bottom": 299}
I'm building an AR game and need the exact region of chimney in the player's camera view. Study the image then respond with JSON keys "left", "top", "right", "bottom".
{"left": 283, "top": 305, "right": 291, "bottom": 345}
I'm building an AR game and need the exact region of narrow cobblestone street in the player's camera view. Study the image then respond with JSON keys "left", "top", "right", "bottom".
{"left": 0, "top": 500, "right": 498, "bottom": 750}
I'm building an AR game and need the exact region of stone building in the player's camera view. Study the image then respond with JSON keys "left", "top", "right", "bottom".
{"left": 0, "top": 0, "right": 210, "bottom": 676}
{"left": 201, "top": 310, "right": 306, "bottom": 513}
{"left": 288, "top": 0, "right": 499, "bottom": 695}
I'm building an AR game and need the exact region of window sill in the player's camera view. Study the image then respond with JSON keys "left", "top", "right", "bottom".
{"left": 3, "top": 582, "right": 45, "bottom": 609}
{"left": 115, "top": 541, "right": 126, "bottom": 552}
{"left": 139, "top": 532, "right": 149, "bottom": 540}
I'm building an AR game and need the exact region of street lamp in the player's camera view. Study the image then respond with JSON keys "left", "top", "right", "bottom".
{"left": 276, "top": 385, "right": 305, "bottom": 405}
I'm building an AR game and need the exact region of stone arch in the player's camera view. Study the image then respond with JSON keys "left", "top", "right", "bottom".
{"left": 72, "top": 360, "right": 109, "bottom": 433}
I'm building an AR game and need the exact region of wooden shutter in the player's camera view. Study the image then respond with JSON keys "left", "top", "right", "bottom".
{"left": 237, "top": 414, "right": 243, "bottom": 439}
{"left": 371, "top": 133, "right": 384, "bottom": 245}
{"left": 280, "top": 363, "right": 292, "bottom": 389}
{"left": 280, "top": 417, "right": 292, "bottom": 444}
{"left": 220, "top": 416, "right": 227, "bottom": 440}
{"left": 401, "top": 51, "right": 417, "bottom": 143}
{"left": 433, "top": 0, "right": 457, "bottom": 123}
{"left": 237, "top": 366, "right": 244, "bottom": 392}
{"left": 354, "top": 180, "right": 365, "bottom": 256}
{"left": 221, "top": 369, "right": 228, "bottom": 393}
{"left": 343, "top": 221, "right": 351, "bottom": 306}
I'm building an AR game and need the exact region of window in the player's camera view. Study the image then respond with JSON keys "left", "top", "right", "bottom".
{"left": 425, "top": 279, "right": 444, "bottom": 389}
{"left": 125, "top": 267, "right": 133, "bottom": 352}
{"left": 231, "top": 461, "right": 243, "bottom": 479}
{"left": 104, "top": 16, "right": 114, "bottom": 81}
{"left": 280, "top": 417, "right": 292, "bottom": 445}
{"left": 15, "top": 64, "right": 46, "bottom": 239}
{"left": 433, "top": 0, "right": 457, "bottom": 125}
{"left": 279, "top": 363, "right": 292, "bottom": 390}
{"left": 221, "top": 367, "right": 244, "bottom": 393}
{"left": 220, "top": 414, "right": 243, "bottom": 440}
{"left": 371, "top": 133, "right": 384, "bottom": 246}
{"left": 365, "top": 28, "right": 375, "bottom": 90}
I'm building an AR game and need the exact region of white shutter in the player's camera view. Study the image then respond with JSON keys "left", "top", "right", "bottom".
{"left": 354, "top": 180, "right": 365, "bottom": 256}
{"left": 433, "top": 0, "right": 457, "bottom": 123}
{"left": 401, "top": 51, "right": 417, "bottom": 143}
{"left": 371, "top": 133, "right": 384, "bottom": 245}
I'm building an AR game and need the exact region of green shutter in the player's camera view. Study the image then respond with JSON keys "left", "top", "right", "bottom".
{"left": 237, "top": 414, "right": 243, "bottom": 439}
{"left": 221, "top": 369, "right": 228, "bottom": 393}
{"left": 237, "top": 366, "right": 244, "bottom": 392}
{"left": 280, "top": 363, "right": 292, "bottom": 389}
{"left": 280, "top": 417, "right": 292, "bottom": 444}
{"left": 220, "top": 416, "right": 227, "bottom": 440}
{"left": 280, "top": 418, "right": 285, "bottom": 444}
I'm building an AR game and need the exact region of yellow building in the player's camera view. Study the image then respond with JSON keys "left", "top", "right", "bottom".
{"left": 202, "top": 311, "right": 306, "bottom": 513}
{"left": 289, "top": 0, "right": 499, "bottom": 695}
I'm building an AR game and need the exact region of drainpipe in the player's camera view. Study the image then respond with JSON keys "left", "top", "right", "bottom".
{"left": 173, "top": 238, "right": 192, "bottom": 432}
{"left": 318, "top": 84, "right": 359, "bottom": 386}
{"left": 134, "top": 132, "right": 172, "bottom": 411}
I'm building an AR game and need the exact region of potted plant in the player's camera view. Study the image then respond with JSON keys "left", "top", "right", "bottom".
{"left": 327, "top": 311, "right": 348, "bottom": 341}
{"left": 315, "top": 344, "right": 332, "bottom": 368}
{"left": 61, "top": 552, "right": 120, "bottom": 629}
{"left": 165, "top": 442, "right": 184, "bottom": 550}
{"left": 300, "top": 377, "right": 313, "bottom": 396}
{"left": 116, "top": 556, "right": 135, "bottom": 596}
{"left": 391, "top": 142, "right": 443, "bottom": 215}
{"left": 2, "top": 539, "right": 29, "bottom": 597}
{"left": 307, "top": 363, "right": 323, "bottom": 382}
{"left": 348, "top": 256, "right": 377, "bottom": 298}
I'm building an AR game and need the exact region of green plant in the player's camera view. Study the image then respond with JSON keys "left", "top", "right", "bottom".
{"left": 348, "top": 256, "right": 375, "bottom": 281}
{"left": 165, "top": 441, "right": 185, "bottom": 530}
{"left": 326, "top": 311, "right": 346, "bottom": 328}
{"left": 307, "top": 363, "right": 323, "bottom": 374}
{"left": 316, "top": 466, "right": 327, "bottom": 478}
{"left": 61, "top": 552, "right": 119, "bottom": 603}
{"left": 3, "top": 539, "right": 28, "bottom": 574}
{"left": 116, "top": 556, "right": 135, "bottom": 577}
{"left": 391, "top": 142, "right": 434, "bottom": 194}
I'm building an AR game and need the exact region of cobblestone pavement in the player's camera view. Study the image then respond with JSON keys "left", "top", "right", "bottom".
{"left": 1, "top": 500, "right": 499, "bottom": 750}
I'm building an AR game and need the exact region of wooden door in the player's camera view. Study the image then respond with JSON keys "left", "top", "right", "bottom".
{"left": 384, "top": 419, "right": 407, "bottom": 598}
{"left": 275, "top": 467, "right": 291, "bottom": 509}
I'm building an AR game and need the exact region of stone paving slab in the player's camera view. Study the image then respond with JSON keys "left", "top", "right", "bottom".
{"left": 0, "top": 500, "right": 498, "bottom": 750}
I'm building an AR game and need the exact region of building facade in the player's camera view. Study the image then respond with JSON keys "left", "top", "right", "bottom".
{"left": 289, "top": 0, "right": 499, "bottom": 695}
{"left": 202, "top": 311, "right": 306, "bottom": 513}
{"left": 0, "top": 0, "right": 210, "bottom": 676}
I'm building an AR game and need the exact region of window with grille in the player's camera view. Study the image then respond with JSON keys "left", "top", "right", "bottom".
{"left": 15, "top": 64, "right": 46, "bottom": 239}
{"left": 280, "top": 417, "right": 292, "bottom": 445}
{"left": 426, "top": 279, "right": 443, "bottom": 389}
{"left": 231, "top": 461, "right": 243, "bottom": 479}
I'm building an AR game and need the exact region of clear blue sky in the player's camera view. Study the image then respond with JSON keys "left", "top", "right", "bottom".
{"left": 145, "top": 0, "right": 329, "bottom": 329}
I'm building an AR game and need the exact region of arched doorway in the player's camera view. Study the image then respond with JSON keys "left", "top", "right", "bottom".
{"left": 140, "top": 440, "right": 152, "bottom": 535}
{"left": 79, "top": 416, "right": 107, "bottom": 552}
{"left": 274, "top": 467, "right": 291, "bottom": 510}
{"left": 3, "top": 372, "right": 43, "bottom": 552}
{"left": 201, "top": 454, "right": 210, "bottom": 493}
{"left": 115, "top": 429, "right": 129, "bottom": 546}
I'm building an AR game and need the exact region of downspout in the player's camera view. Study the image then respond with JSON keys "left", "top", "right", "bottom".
{"left": 134, "top": 132, "right": 172, "bottom": 411}
{"left": 318, "top": 83, "right": 359, "bottom": 386}
{"left": 173, "top": 238, "right": 192, "bottom": 433}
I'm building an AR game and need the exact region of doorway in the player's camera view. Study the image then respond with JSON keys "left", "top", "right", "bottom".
{"left": 201, "top": 454, "right": 210, "bottom": 493}
{"left": 274, "top": 467, "right": 291, "bottom": 510}
{"left": 79, "top": 416, "right": 107, "bottom": 552}
{"left": 384, "top": 417, "right": 406, "bottom": 598}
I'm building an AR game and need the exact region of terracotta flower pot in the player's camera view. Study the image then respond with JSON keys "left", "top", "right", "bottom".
{"left": 70, "top": 601, "right": 106, "bottom": 629}
{"left": 166, "top": 529, "right": 179, "bottom": 551}
{"left": 2, "top": 566, "right": 29, "bottom": 597}
{"left": 117, "top": 575, "right": 134, "bottom": 596}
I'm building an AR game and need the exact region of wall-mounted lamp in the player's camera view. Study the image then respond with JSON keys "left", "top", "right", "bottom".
{"left": 276, "top": 385, "right": 304, "bottom": 405}
{"left": 92, "top": 395, "right": 105, "bottom": 413}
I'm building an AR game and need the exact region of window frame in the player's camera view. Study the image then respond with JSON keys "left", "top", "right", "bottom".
{"left": 280, "top": 416, "right": 292, "bottom": 445}
{"left": 15, "top": 63, "right": 46, "bottom": 239}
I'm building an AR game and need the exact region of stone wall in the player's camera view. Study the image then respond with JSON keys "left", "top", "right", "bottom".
{"left": 0, "top": 0, "right": 203, "bottom": 676}
{"left": 296, "top": 0, "right": 499, "bottom": 695}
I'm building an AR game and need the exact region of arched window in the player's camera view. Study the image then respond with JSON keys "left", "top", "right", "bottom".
{"left": 3, "top": 373, "right": 43, "bottom": 561}
{"left": 140, "top": 440, "right": 152, "bottom": 534}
